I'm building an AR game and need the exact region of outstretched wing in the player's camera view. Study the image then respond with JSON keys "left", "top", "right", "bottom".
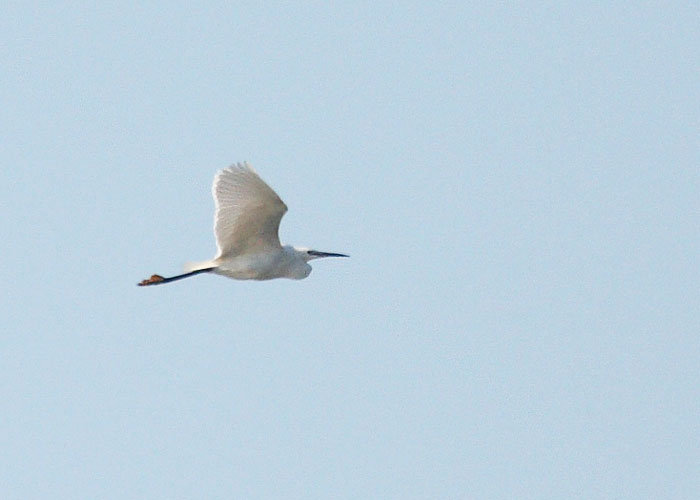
{"left": 212, "top": 163, "right": 288, "bottom": 258}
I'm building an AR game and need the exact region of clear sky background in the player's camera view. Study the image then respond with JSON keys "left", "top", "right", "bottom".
{"left": 1, "top": 2, "right": 698, "bottom": 499}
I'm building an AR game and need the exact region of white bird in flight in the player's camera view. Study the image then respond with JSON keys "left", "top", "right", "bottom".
{"left": 138, "top": 163, "right": 348, "bottom": 286}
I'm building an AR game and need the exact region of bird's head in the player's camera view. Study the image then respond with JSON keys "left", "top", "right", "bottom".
{"left": 295, "top": 247, "right": 349, "bottom": 262}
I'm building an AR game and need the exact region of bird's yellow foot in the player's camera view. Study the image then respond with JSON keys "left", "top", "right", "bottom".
{"left": 138, "top": 274, "right": 165, "bottom": 286}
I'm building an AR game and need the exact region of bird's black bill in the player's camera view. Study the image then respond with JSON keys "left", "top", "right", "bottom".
{"left": 307, "top": 250, "right": 349, "bottom": 258}
{"left": 137, "top": 267, "right": 215, "bottom": 286}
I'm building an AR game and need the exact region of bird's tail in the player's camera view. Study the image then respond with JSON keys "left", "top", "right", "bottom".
{"left": 184, "top": 260, "right": 217, "bottom": 273}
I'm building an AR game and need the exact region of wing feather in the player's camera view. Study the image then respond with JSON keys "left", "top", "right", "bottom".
{"left": 212, "top": 163, "right": 288, "bottom": 258}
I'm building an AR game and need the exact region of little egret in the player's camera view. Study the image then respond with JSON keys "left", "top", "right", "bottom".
{"left": 138, "top": 162, "right": 348, "bottom": 286}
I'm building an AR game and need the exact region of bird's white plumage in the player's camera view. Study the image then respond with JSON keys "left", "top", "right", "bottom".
{"left": 138, "top": 162, "right": 347, "bottom": 286}
{"left": 212, "top": 162, "right": 288, "bottom": 258}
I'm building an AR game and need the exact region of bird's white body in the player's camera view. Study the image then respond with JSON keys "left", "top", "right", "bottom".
{"left": 139, "top": 163, "right": 346, "bottom": 287}
{"left": 198, "top": 245, "right": 312, "bottom": 281}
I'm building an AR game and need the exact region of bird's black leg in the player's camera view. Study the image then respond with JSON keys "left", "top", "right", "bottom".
{"left": 137, "top": 267, "right": 215, "bottom": 286}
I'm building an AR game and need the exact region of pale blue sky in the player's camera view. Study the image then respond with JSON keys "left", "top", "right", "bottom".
{"left": 1, "top": 2, "right": 698, "bottom": 499}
